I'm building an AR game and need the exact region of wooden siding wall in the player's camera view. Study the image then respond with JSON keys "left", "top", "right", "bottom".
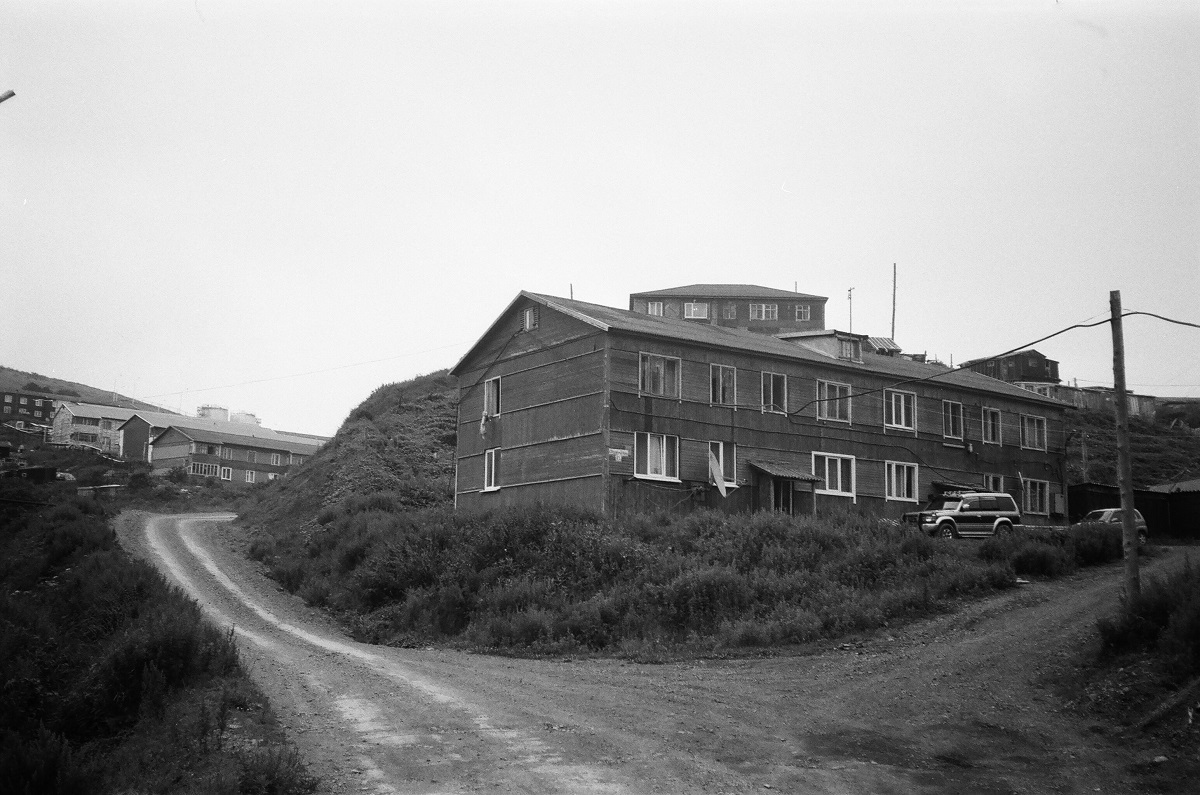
{"left": 455, "top": 302, "right": 609, "bottom": 512}
{"left": 607, "top": 336, "right": 1067, "bottom": 521}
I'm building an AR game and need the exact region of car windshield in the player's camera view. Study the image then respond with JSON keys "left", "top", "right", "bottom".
{"left": 1082, "top": 510, "right": 1109, "bottom": 521}
{"left": 925, "top": 497, "right": 962, "bottom": 511}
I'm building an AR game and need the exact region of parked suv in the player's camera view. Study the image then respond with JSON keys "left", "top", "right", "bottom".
{"left": 903, "top": 491, "right": 1021, "bottom": 538}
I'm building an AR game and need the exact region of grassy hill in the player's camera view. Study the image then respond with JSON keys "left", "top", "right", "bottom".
{"left": 239, "top": 370, "right": 458, "bottom": 534}
{"left": 1065, "top": 407, "right": 1200, "bottom": 488}
{"left": 0, "top": 364, "right": 171, "bottom": 412}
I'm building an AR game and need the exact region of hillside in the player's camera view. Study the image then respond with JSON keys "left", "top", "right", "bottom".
{"left": 0, "top": 364, "right": 171, "bottom": 412}
{"left": 1065, "top": 407, "right": 1200, "bottom": 488}
{"left": 240, "top": 370, "right": 458, "bottom": 533}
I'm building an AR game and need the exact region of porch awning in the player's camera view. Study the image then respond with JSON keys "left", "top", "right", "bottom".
{"left": 748, "top": 460, "right": 823, "bottom": 483}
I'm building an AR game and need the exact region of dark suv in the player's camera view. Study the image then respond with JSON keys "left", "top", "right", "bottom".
{"left": 903, "top": 491, "right": 1022, "bottom": 538}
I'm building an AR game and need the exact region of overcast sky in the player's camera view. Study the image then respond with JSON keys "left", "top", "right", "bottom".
{"left": 2, "top": 1, "right": 1197, "bottom": 437}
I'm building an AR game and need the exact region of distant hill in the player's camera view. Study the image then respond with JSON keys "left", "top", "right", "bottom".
{"left": 241, "top": 370, "right": 458, "bottom": 533}
{"left": 1065, "top": 407, "right": 1200, "bottom": 488}
{"left": 0, "top": 365, "right": 172, "bottom": 413}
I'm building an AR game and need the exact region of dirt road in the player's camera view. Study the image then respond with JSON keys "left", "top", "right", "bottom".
{"left": 117, "top": 512, "right": 1175, "bottom": 794}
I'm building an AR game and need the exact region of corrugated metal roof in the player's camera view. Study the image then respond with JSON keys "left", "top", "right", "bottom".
{"left": 522, "top": 292, "right": 1065, "bottom": 405}
{"left": 748, "top": 460, "right": 823, "bottom": 482}
{"left": 867, "top": 337, "right": 902, "bottom": 352}
{"left": 154, "top": 425, "right": 320, "bottom": 455}
{"left": 56, "top": 403, "right": 145, "bottom": 422}
{"left": 1149, "top": 477, "right": 1200, "bottom": 494}
{"left": 629, "top": 284, "right": 826, "bottom": 301}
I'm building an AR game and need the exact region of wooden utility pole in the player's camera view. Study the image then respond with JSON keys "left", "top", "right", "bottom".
{"left": 1110, "top": 290, "right": 1139, "bottom": 601}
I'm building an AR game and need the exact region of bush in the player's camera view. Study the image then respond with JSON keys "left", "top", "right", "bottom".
{"left": 1097, "top": 557, "right": 1200, "bottom": 681}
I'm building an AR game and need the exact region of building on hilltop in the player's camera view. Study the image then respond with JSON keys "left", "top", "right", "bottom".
{"left": 451, "top": 290, "right": 1069, "bottom": 521}
{"left": 629, "top": 284, "right": 827, "bottom": 335}
{"left": 960, "top": 349, "right": 1060, "bottom": 396}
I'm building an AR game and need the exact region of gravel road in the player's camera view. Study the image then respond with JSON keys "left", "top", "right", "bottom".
{"left": 116, "top": 511, "right": 1177, "bottom": 794}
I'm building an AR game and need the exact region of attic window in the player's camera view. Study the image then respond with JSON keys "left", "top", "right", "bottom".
{"left": 522, "top": 307, "right": 539, "bottom": 331}
{"left": 683, "top": 302, "right": 709, "bottom": 319}
{"left": 647, "top": 301, "right": 663, "bottom": 316}
{"left": 839, "top": 339, "right": 861, "bottom": 361}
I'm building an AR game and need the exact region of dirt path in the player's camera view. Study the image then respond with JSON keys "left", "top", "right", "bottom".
{"left": 116, "top": 511, "right": 1178, "bottom": 794}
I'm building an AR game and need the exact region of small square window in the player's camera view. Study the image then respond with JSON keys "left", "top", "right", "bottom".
{"left": 795, "top": 304, "right": 810, "bottom": 321}
{"left": 646, "top": 301, "right": 663, "bottom": 316}
{"left": 683, "top": 302, "right": 709, "bottom": 319}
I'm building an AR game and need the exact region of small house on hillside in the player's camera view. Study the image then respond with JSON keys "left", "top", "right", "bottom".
{"left": 629, "top": 284, "right": 827, "bottom": 336}
{"left": 960, "top": 350, "right": 1061, "bottom": 396}
{"left": 51, "top": 403, "right": 141, "bottom": 453}
{"left": 451, "top": 291, "right": 1069, "bottom": 520}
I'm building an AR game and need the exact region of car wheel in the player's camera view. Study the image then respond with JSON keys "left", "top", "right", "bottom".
{"left": 939, "top": 523, "right": 955, "bottom": 539}
{"left": 995, "top": 521, "right": 1013, "bottom": 535}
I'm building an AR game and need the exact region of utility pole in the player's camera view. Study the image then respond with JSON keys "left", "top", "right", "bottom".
{"left": 1110, "top": 290, "right": 1139, "bottom": 601}
{"left": 847, "top": 287, "right": 854, "bottom": 333}
{"left": 891, "top": 263, "right": 897, "bottom": 340}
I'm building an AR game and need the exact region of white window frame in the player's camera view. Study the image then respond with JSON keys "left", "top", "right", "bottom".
{"left": 18, "top": 397, "right": 27, "bottom": 405}
{"left": 884, "top": 390, "right": 916, "bottom": 431}
{"left": 750, "top": 303, "right": 778, "bottom": 321}
{"left": 189, "top": 462, "right": 220, "bottom": 477}
{"left": 710, "top": 364, "right": 737, "bottom": 407}
{"left": 271, "top": 453, "right": 282, "bottom": 466}
{"left": 522, "top": 306, "right": 539, "bottom": 331}
{"left": 983, "top": 407, "right": 1002, "bottom": 445}
{"left": 983, "top": 474, "right": 1005, "bottom": 492}
{"left": 721, "top": 303, "right": 737, "bottom": 320}
{"left": 245, "top": 470, "right": 256, "bottom": 483}
{"left": 761, "top": 372, "right": 787, "bottom": 414}
{"left": 683, "top": 302, "right": 709, "bottom": 319}
{"left": 220, "top": 467, "right": 232, "bottom": 481}
{"left": 1020, "top": 414, "right": 1047, "bottom": 451}
{"left": 483, "top": 376, "right": 502, "bottom": 416}
{"left": 1023, "top": 479, "right": 1049, "bottom": 515}
{"left": 483, "top": 447, "right": 500, "bottom": 491}
{"left": 708, "top": 440, "right": 737, "bottom": 487}
{"left": 639, "top": 353, "right": 681, "bottom": 399}
{"left": 221, "top": 446, "right": 234, "bottom": 460}
{"left": 942, "top": 400, "right": 964, "bottom": 440}
{"left": 634, "top": 432, "right": 679, "bottom": 481}
{"left": 813, "top": 452, "right": 856, "bottom": 499}
{"left": 795, "top": 304, "right": 810, "bottom": 322}
{"left": 291, "top": 454, "right": 305, "bottom": 465}
{"left": 885, "top": 461, "right": 919, "bottom": 502}
{"left": 646, "top": 301, "right": 663, "bottom": 316}
{"left": 816, "top": 380, "right": 851, "bottom": 423}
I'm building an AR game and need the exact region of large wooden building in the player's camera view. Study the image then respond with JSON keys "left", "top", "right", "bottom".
{"left": 451, "top": 292, "right": 1069, "bottom": 520}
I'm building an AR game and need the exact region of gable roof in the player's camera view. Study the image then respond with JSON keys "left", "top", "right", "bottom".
{"left": 455, "top": 291, "right": 1065, "bottom": 407}
{"left": 55, "top": 403, "right": 147, "bottom": 422}
{"left": 150, "top": 424, "right": 321, "bottom": 455}
{"left": 630, "top": 284, "right": 826, "bottom": 301}
{"left": 1148, "top": 477, "right": 1200, "bottom": 494}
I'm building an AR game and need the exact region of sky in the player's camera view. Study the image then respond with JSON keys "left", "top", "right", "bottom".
{"left": 2, "top": 0, "right": 1197, "bottom": 437}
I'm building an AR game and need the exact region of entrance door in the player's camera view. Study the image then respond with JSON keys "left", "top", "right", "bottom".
{"left": 772, "top": 477, "right": 794, "bottom": 514}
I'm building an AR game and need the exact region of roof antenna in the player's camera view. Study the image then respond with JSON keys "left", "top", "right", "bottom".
{"left": 847, "top": 287, "right": 854, "bottom": 333}
{"left": 570, "top": 283, "right": 573, "bottom": 300}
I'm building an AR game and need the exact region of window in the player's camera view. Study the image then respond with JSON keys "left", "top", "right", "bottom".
{"left": 762, "top": 372, "right": 787, "bottom": 413}
{"left": 710, "top": 364, "right": 736, "bottom": 406}
{"left": 2, "top": 395, "right": 10, "bottom": 403}
{"left": 635, "top": 432, "right": 679, "bottom": 480}
{"left": 817, "top": 380, "right": 851, "bottom": 422}
{"left": 245, "top": 470, "right": 256, "bottom": 483}
{"left": 18, "top": 408, "right": 28, "bottom": 415}
{"left": 189, "top": 462, "right": 220, "bottom": 477}
{"left": 750, "top": 303, "right": 778, "bottom": 321}
{"left": 708, "top": 441, "right": 736, "bottom": 485}
{"left": 75, "top": 416, "right": 100, "bottom": 426}
{"left": 247, "top": 450, "right": 256, "bottom": 463}
{"left": 795, "top": 304, "right": 810, "bottom": 322}
{"left": 271, "top": 453, "right": 282, "bottom": 466}
{"left": 983, "top": 408, "right": 1002, "bottom": 444}
{"left": 639, "top": 353, "right": 680, "bottom": 398}
{"left": 1023, "top": 479, "right": 1049, "bottom": 515}
{"left": 647, "top": 301, "right": 663, "bottom": 316}
{"left": 721, "top": 303, "right": 737, "bottom": 320}
{"left": 813, "top": 453, "right": 855, "bottom": 497}
{"left": 884, "top": 390, "right": 916, "bottom": 430}
{"left": 683, "top": 302, "right": 709, "bottom": 319}
{"left": 482, "top": 376, "right": 502, "bottom": 416}
{"left": 942, "top": 401, "right": 964, "bottom": 439}
{"left": 18, "top": 397, "right": 27, "bottom": 405}
{"left": 33, "top": 411, "right": 41, "bottom": 418}
{"left": 839, "top": 339, "right": 861, "bottom": 361}
{"left": 1020, "top": 415, "right": 1047, "bottom": 450}
{"left": 291, "top": 454, "right": 305, "bottom": 465}
{"left": 220, "top": 467, "right": 232, "bottom": 481}
{"left": 983, "top": 474, "right": 1005, "bottom": 492}
{"left": 886, "top": 461, "right": 918, "bottom": 502}
{"left": 483, "top": 448, "right": 500, "bottom": 490}
{"left": 222, "top": 447, "right": 234, "bottom": 459}
{"left": 2, "top": 406, "right": 9, "bottom": 414}
{"left": 267, "top": 473, "right": 277, "bottom": 481}
{"left": 34, "top": 399, "right": 42, "bottom": 407}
